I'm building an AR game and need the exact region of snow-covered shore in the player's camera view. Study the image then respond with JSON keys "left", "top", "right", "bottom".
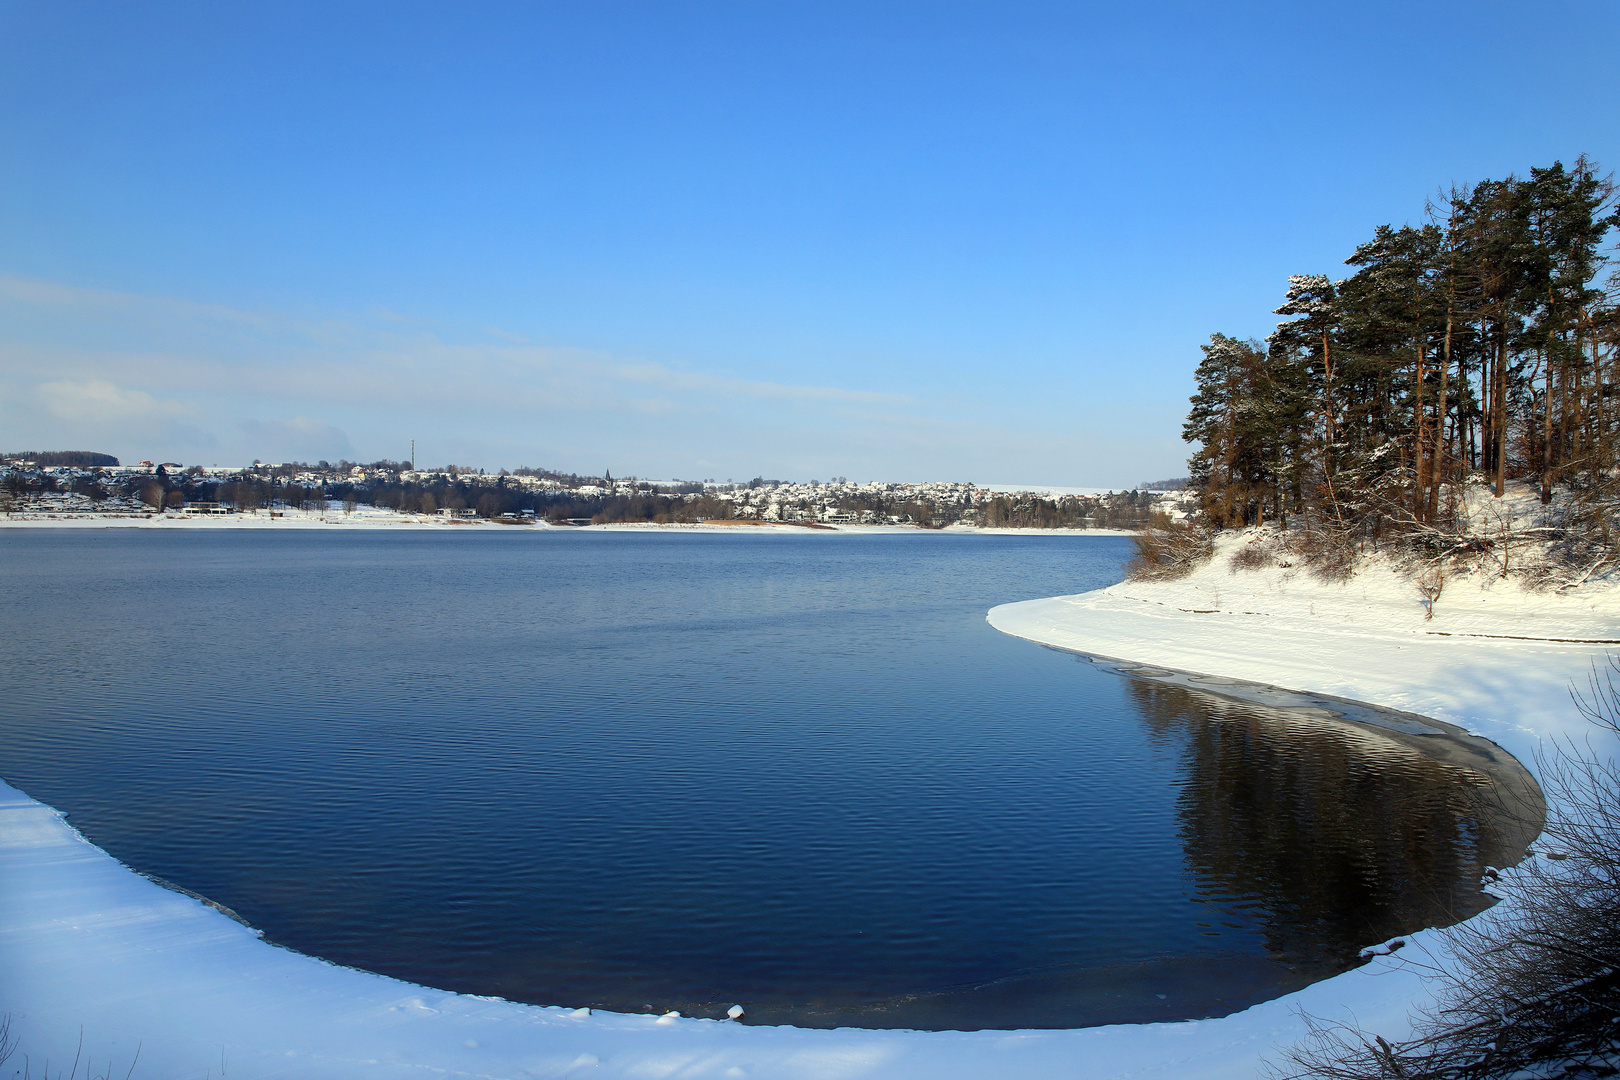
{"left": 3, "top": 530, "right": 1611, "bottom": 1079}
{"left": 989, "top": 530, "right": 1620, "bottom": 739}
{"left": 0, "top": 787, "right": 1450, "bottom": 1080}
{"left": 0, "top": 510, "right": 1134, "bottom": 536}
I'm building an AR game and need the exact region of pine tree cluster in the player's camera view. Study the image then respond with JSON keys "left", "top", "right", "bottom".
{"left": 1186, "top": 157, "right": 1618, "bottom": 566}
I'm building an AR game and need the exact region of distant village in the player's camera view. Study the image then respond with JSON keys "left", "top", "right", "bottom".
{"left": 0, "top": 451, "right": 1188, "bottom": 530}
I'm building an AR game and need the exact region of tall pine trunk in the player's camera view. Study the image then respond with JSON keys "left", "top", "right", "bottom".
{"left": 1543, "top": 349, "right": 1555, "bottom": 504}
{"left": 1428, "top": 308, "right": 1453, "bottom": 523}
{"left": 1414, "top": 330, "right": 1427, "bottom": 521}
{"left": 1494, "top": 330, "right": 1508, "bottom": 498}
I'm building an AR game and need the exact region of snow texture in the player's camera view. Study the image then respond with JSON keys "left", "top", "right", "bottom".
{"left": 4, "top": 529, "right": 1615, "bottom": 1078}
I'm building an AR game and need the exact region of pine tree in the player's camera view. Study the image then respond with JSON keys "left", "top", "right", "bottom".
{"left": 1185, "top": 335, "right": 1279, "bottom": 527}
{"left": 1185, "top": 158, "right": 1620, "bottom": 557}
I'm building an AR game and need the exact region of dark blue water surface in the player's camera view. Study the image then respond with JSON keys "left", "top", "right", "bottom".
{"left": 0, "top": 530, "right": 1523, "bottom": 1029}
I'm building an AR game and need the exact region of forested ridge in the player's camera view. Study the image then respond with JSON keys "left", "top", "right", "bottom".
{"left": 2, "top": 460, "right": 1169, "bottom": 530}
{"left": 0, "top": 450, "right": 119, "bottom": 468}
{"left": 1181, "top": 157, "right": 1618, "bottom": 574}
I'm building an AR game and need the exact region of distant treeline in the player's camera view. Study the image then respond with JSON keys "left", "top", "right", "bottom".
{"left": 1, "top": 467, "right": 763, "bottom": 521}
{"left": 980, "top": 490, "right": 1159, "bottom": 529}
{"left": 3, "top": 468, "right": 166, "bottom": 507}
{"left": 368, "top": 480, "right": 736, "bottom": 523}
{"left": 6, "top": 458, "right": 1169, "bottom": 529}
{"left": 2, "top": 450, "right": 119, "bottom": 467}
{"left": 3, "top": 470, "right": 328, "bottom": 512}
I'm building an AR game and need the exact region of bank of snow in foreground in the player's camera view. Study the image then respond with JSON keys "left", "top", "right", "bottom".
{"left": 4, "top": 530, "right": 1614, "bottom": 1078}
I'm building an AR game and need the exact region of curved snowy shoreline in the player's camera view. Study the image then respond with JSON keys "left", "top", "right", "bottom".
{"left": 977, "top": 546, "right": 1620, "bottom": 1077}
{"left": 5, "top": 543, "right": 1614, "bottom": 1078}
{"left": 0, "top": 772, "right": 1457, "bottom": 1080}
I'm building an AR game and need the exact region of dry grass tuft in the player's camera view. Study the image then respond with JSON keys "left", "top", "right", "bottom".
{"left": 1285, "top": 528, "right": 1359, "bottom": 582}
{"left": 1127, "top": 515, "right": 1214, "bottom": 581}
{"left": 1230, "top": 538, "right": 1276, "bottom": 572}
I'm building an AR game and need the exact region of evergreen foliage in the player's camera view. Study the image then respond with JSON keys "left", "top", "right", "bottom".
{"left": 0, "top": 450, "right": 120, "bottom": 467}
{"left": 1185, "top": 157, "right": 1619, "bottom": 556}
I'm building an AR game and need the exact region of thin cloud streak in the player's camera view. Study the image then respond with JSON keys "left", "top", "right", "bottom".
{"left": 0, "top": 273, "right": 1171, "bottom": 482}
{"left": 0, "top": 274, "right": 913, "bottom": 409}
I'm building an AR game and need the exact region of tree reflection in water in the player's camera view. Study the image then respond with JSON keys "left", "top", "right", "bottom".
{"left": 1126, "top": 679, "right": 1529, "bottom": 980}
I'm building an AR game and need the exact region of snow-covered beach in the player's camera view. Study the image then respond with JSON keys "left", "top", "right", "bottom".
{"left": 0, "top": 510, "right": 1139, "bottom": 536}
{"left": 3, "top": 529, "right": 1614, "bottom": 1079}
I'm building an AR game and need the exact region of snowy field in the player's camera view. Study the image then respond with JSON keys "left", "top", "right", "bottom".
{"left": 3, "top": 529, "right": 1614, "bottom": 1078}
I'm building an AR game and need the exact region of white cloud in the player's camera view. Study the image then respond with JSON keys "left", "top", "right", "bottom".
{"left": 36, "top": 378, "right": 184, "bottom": 424}
{"left": 0, "top": 273, "right": 1190, "bottom": 482}
{"left": 237, "top": 417, "right": 355, "bottom": 463}
{"left": 7, "top": 378, "right": 219, "bottom": 459}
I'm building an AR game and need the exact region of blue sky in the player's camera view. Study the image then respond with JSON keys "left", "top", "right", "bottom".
{"left": 2, "top": 2, "right": 1615, "bottom": 484}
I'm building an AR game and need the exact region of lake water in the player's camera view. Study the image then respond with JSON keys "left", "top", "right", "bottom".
{"left": 0, "top": 529, "right": 1533, "bottom": 1030}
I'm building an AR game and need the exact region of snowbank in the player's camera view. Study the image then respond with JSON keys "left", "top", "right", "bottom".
{"left": 989, "top": 530, "right": 1620, "bottom": 748}
{"left": 5, "top": 529, "right": 1610, "bottom": 1078}
{"left": 0, "top": 788, "right": 1439, "bottom": 1080}
{"left": 0, "top": 513, "right": 1134, "bottom": 536}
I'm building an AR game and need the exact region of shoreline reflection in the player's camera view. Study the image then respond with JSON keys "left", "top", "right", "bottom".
{"left": 1126, "top": 677, "right": 1534, "bottom": 982}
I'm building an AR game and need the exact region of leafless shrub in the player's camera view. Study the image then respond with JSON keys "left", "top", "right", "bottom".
{"left": 1126, "top": 515, "right": 1214, "bottom": 581}
{"left": 0, "top": 1019, "right": 143, "bottom": 1080}
{"left": 1416, "top": 567, "right": 1445, "bottom": 620}
{"left": 1286, "top": 527, "right": 1359, "bottom": 582}
{"left": 1230, "top": 536, "right": 1277, "bottom": 572}
{"left": 1270, "top": 660, "right": 1620, "bottom": 1079}
{"left": 1516, "top": 556, "right": 1564, "bottom": 593}
{"left": 0, "top": 1015, "right": 16, "bottom": 1072}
